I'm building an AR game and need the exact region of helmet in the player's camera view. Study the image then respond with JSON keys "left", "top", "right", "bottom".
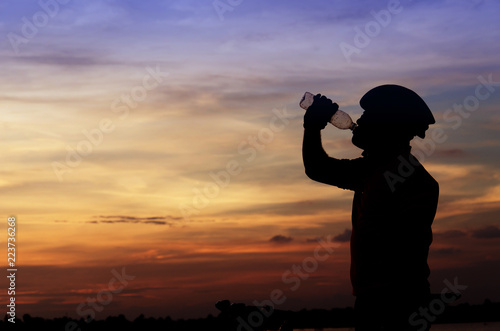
{"left": 359, "top": 85, "right": 435, "bottom": 138}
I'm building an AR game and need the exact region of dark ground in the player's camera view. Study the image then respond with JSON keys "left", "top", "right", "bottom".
{"left": 2, "top": 300, "right": 499, "bottom": 331}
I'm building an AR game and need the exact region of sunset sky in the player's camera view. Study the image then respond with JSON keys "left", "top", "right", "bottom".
{"left": 1, "top": 0, "right": 500, "bottom": 321}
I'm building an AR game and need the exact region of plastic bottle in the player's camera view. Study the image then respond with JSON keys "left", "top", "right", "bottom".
{"left": 300, "top": 92, "right": 357, "bottom": 130}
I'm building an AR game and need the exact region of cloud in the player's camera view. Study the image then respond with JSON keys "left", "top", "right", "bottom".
{"left": 304, "top": 230, "right": 353, "bottom": 244}
{"left": 471, "top": 226, "right": 500, "bottom": 239}
{"left": 435, "top": 149, "right": 465, "bottom": 157}
{"left": 332, "top": 229, "right": 352, "bottom": 243}
{"left": 434, "top": 230, "right": 467, "bottom": 238}
{"left": 269, "top": 235, "right": 293, "bottom": 244}
{"left": 433, "top": 226, "right": 500, "bottom": 240}
{"left": 224, "top": 199, "right": 351, "bottom": 217}
{"left": 143, "top": 220, "right": 170, "bottom": 225}
{"left": 431, "top": 247, "right": 462, "bottom": 256}
{"left": 435, "top": 205, "right": 500, "bottom": 229}
{"left": 11, "top": 54, "right": 112, "bottom": 67}
{"left": 87, "top": 215, "right": 182, "bottom": 226}
{"left": 306, "top": 237, "right": 323, "bottom": 243}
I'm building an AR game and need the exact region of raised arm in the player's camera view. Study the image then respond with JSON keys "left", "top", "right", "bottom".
{"left": 302, "top": 128, "right": 330, "bottom": 180}
{"left": 302, "top": 95, "right": 364, "bottom": 191}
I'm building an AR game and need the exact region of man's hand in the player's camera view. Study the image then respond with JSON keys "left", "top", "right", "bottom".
{"left": 303, "top": 94, "right": 339, "bottom": 130}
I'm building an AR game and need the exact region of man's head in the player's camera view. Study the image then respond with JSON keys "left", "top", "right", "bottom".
{"left": 352, "top": 84, "right": 435, "bottom": 151}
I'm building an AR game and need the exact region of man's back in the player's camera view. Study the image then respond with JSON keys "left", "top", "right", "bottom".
{"left": 349, "top": 151, "right": 439, "bottom": 296}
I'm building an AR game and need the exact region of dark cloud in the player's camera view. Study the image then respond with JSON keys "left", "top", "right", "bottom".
{"left": 431, "top": 247, "right": 462, "bottom": 256}
{"left": 306, "top": 237, "right": 323, "bottom": 243}
{"left": 98, "top": 215, "right": 182, "bottom": 221}
{"left": 332, "top": 229, "right": 352, "bottom": 243}
{"left": 434, "top": 230, "right": 468, "bottom": 238}
{"left": 435, "top": 205, "right": 500, "bottom": 228}
{"left": 435, "top": 149, "right": 465, "bottom": 157}
{"left": 87, "top": 215, "right": 182, "bottom": 226}
{"left": 144, "top": 221, "right": 169, "bottom": 225}
{"left": 224, "top": 198, "right": 351, "bottom": 217}
{"left": 304, "top": 230, "right": 353, "bottom": 244}
{"left": 471, "top": 226, "right": 500, "bottom": 239}
{"left": 10, "top": 53, "right": 115, "bottom": 67}
{"left": 269, "top": 235, "right": 293, "bottom": 244}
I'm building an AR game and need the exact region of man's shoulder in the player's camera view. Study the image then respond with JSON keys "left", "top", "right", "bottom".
{"left": 373, "top": 153, "right": 438, "bottom": 194}
{"left": 405, "top": 154, "right": 439, "bottom": 193}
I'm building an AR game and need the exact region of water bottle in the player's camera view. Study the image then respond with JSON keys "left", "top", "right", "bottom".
{"left": 300, "top": 92, "right": 357, "bottom": 130}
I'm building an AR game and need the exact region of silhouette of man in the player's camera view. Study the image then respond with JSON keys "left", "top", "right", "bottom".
{"left": 302, "top": 85, "right": 439, "bottom": 331}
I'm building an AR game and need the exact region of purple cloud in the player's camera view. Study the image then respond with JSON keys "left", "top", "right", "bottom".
{"left": 471, "top": 226, "right": 500, "bottom": 239}
{"left": 333, "top": 229, "right": 352, "bottom": 243}
{"left": 269, "top": 235, "right": 293, "bottom": 244}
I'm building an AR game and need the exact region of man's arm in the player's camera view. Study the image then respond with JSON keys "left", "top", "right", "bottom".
{"left": 301, "top": 94, "right": 364, "bottom": 190}
{"left": 302, "top": 128, "right": 362, "bottom": 190}
{"left": 302, "top": 128, "right": 330, "bottom": 181}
